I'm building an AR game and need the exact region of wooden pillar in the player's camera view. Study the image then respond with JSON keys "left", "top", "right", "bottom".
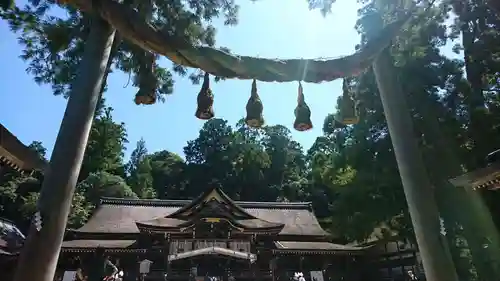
{"left": 396, "top": 241, "right": 404, "bottom": 275}
{"left": 270, "top": 256, "right": 275, "bottom": 275}
{"left": 164, "top": 233, "right": 171, "bottom": 280}
{"left": 413, "top": 250, "right": 418, "bottom": 276}
{"left": 250, "top": 235, "right": 257, "bottom": 278}
{"left": 344, "top": 256, "right": 349, "bottom": 281}
{"left": 225, "top": 258, "right": 230, "bottom": 281}
{"left": 190, "top": 259, "right": 196, "bottom": 280}
{"left": 383, "top": 243, "right": 392, "bottom": 279}
{"left": 322, "top": 259, "right": 329, "bottom": 281}
{"left": 273, "top": 255, "right": 279, "bottom": 281}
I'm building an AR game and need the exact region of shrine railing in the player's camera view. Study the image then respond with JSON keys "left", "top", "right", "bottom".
{"left": 148, "top": 269, "right": 272, "bottom": 279}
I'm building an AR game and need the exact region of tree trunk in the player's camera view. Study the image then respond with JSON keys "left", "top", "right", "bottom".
{"left": 12, "top": 16, "right": 116, "bottom": 281}
{"left": 372, "top": 48, "right": 459, "bottom": 281}
{"left": 461, "top": 20, "right": 490, "bottom": 168}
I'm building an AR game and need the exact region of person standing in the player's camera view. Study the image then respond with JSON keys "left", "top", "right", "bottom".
{"left": 74, "top": 258, "right": 86, "bottom": 281}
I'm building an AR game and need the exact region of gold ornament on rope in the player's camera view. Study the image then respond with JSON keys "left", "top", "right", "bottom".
{"left": 293, "top": 82, "right": 313, "bottom": 131}
{"left": 339, "top": 79, "right": 359, "bottom": 125}
{"left": 195, "top": 72, "right": 215, "bottom": 120}
{"left": 245, "top": 79, "right": 264, "bottom": 128}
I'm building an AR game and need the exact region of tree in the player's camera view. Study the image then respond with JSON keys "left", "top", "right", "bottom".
{"left": 28, "top": 141, "right": 47, "bottom": 159}
{"left": 148, "top": 150, "right": 186, "bottom": 199}
{"left": 1, "top": 0, "right": 238, "bottom": 101}
{"left": 127, "top": 139, "right": 156, "bottom": 199}
{"left": 18, "top": 189, "right": 91, "bottom": 229}
{"left": 0, "top": 167, "right": 92, "bottom": 231}
{"left": 131, "top": 157, "right": 155, "bottom": 199}
{"left": 6, "top": 0, "right": 500, "bottom": 280}
{"left": 2, "top": 2, "right": 240, "bottom": 276}
{"left": 77, "top": 171, "right": 137, "bottom": 205}
{"left": 127, "top": 138, "right": 148, "bottom": 176}
{"left": 81, "top": 106, "right": 128, "bottom": 180}
{"left": 181, "top": 119, "right": 308, "bottom": 202}
{"left": 307, "top": 1, "right": 461, "bottom": 280}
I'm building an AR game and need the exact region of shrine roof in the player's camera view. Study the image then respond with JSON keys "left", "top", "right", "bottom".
{"left": 0, "top": 248, "right": 14, "bottom": 256}
{"left": 272, "top": 241, "right": 367, "bottom": 255}
{"left": 449, "top": 162, "right": 500, "bottom": 190}
{"left": 275, "top": 241, "right": 363, "bottom": 250}
{"left": 0, "top": 217, "right": 25, "bottom": 256}
{"left": 74, "top": 194, "right": 329, "bottom": 237}
{"left": 61, "top": 240, "right": 140, "bottom": 253}
{"left": 135, "top": 217, "right": 283, "bottom": 231}
{"left": 0, "top": 124, "right": 46, "bottom": 171}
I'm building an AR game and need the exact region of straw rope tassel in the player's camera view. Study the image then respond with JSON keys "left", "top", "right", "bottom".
{"left": 293, "top": 82, "right": 313, "bottom": 131}
{"left": 245, "top": 79, "right": 264, "bottom": 128}
{"left": 195, "top": 72, "right": 215, "bottom": 120}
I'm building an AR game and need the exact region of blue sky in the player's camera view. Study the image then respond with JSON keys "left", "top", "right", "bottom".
{"left": 0, "top": 1, "right": 421, "bottom": 161}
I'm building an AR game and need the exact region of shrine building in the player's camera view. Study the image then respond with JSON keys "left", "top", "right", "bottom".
{"left": 0, "top": 122, "right": 423, "bottom": 281}
{"left": 60, "top": 187, "right": 374, "bottom": 281}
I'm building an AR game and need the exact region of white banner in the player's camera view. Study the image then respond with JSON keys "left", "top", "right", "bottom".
{"left": 310, "top": 271, "right": 324, "bottom": 281}
{"left": 62, "top": 271, "right": 76, "bottom": 281}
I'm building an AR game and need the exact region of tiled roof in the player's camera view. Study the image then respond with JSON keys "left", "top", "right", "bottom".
{"left": 274, "top": 241, "right": 365, "bottom": 250}
{"left": 61, "top": 240, "right": 141, "bottom": 253}
{"left": 449, "top": 163, "right": 500, "bottom": 190}
{"left": 62, "top": 239, "right": 136, "bottom": 248}
{"left": 0, "top": 218, "right": 25, "bottom": 256}
{"left": 0, "top": 124, "right": 46, "bottom": 171}
{"left": 272, "top": 241, "right": 367, "bottom": 255}
{"left": 75, "top": 197, "right": 329, "bottom": 236}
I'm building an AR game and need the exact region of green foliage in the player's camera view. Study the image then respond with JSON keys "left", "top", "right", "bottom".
{"left": 28, "top": 141, "right": 47, "bottom": 159}
{"left": 3, "top": 1, "right": 500, "bottom": 280}
{"left": 0, "top": 0, "right": 14, "bottom": 11}
{"left": 0, "top": 101, "right": 129, "bottom": 229}
{"left": 78, "top": 171, "right": 137, "bottom": 205}
{"left": 127, "top": 139, "right": 156, "bottom": 199}
{"left": 0, "top": 161, "right": 92, "bottom": 229}
{"left": 305, "top": 0, "right": 500, "bottom": 279}
{"left": 81, "top": 106, "right": 128, "bottom": 179}
{"left": 148, "top": 150, "right": 186, "bottom": 199}
{"left": 0, "top": 0, "right": 238, "bottom": 99}
{"left": 67, "top": 191, "right": 93, "bottom": 228}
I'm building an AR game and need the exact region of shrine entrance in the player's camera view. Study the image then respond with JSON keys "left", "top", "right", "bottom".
{"left": 195, "top": 256, "right": 226, "bottom": 278}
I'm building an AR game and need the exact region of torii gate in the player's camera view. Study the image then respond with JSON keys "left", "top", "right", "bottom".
{"left": 7, "top": 1, "right": 457, "bottom": 281}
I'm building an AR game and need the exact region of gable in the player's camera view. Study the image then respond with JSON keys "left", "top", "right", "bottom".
{"left": 166, "top": 188, "right": 256, "bottom": 220}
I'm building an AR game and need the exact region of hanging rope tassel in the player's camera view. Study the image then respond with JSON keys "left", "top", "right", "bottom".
{"left": 293, "top": 82, "right": 313, "bottom": 132}
{"left": 339, "top": 79, "right": 359, "bottom": 125}
{"left": 134, "top": 52, "right": 158, "bottom": 105}
{"left": 245, "top": 79, "right": 264, "bottom": 128}
{"left": 195, "top": 72, "right": 215, "bottom": 120}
